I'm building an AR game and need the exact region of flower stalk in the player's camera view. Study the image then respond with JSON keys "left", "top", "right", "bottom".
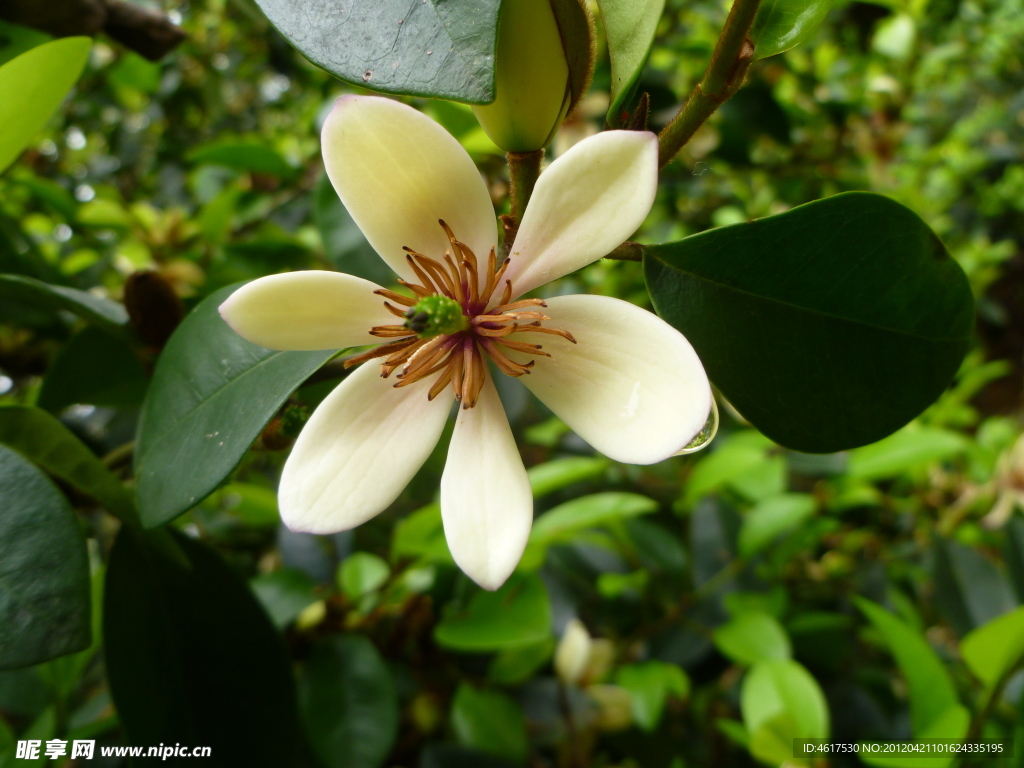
{"left": 657, "top": 0, "right": 762, "bottom": 167}
{"left": 505, "top": 148, "right": 544, "bottom": 247}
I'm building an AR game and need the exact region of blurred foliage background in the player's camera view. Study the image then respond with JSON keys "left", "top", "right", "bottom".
{"left": 1, "top": 0, "right": 1024, "bottom": 766}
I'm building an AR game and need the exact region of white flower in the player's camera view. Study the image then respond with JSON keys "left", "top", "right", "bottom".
{"left": 219, "top": 95, "right": 711, "bottom": 590}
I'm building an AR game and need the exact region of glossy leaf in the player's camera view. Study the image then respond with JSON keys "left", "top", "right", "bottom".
{"left": 714, "top": 611, "right": 792, "bottom": 665}
{"left": 104, "top": 527, "right": 300, "bottom": 764}
{"left": 37, "top": 326, "right": 148, "bottom": 413}
{"left": 960, "top": 606, "right": 1024, "bottom": 689}
{"left": 740, "top": 660, "right": 828, "bottom": 766}
{"left": 0, "top": 274, "right": 129, "bottom": 334}
{"left": 300, "top": 635, "right": 399, "bottom": 768}
{"left": 597, "top": 0, "right": 665, "bottom": 124}
{"left": 855, "top": 598, "right": 968, "bottom": 739}
{"left": 738, "top": 493, "right": 817, "bottom": 556}
{"left": 645, "top": 192, "right": 974, "bottom": 453}
{"left": 254, "top": 0, "right": 503, "bottom": 104}
{"left": 0, "top": 405, "right": 135, "bottom": 521}
{"left": 134, "top": 284, "right": 337, "bottom": 528}
{"left": 750, "top": 0, "right": 832, "bottom": 59}
{"left": 451, "top": 683, "right": 528, "bottom": 764}
{"left": 435, "top": 572, "right": 552, "bottom": 652}
{"left": 0, "top": 444, "right": 90, "bottom": 670}
{"left": 0, "top": 37, "right": 90, "bottom": 174}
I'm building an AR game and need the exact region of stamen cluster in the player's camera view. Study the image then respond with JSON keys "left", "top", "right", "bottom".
{"left": 344, "top": 220, "right": 576, "bottom": 408}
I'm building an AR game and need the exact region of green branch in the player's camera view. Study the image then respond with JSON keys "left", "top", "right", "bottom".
{"left": 657, "top": 0, "right": 761, "bottom": 167}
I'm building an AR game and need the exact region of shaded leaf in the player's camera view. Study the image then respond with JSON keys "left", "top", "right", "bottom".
{"left": 645, "top": 193, "right": 974, "bottom": 453}
{"left": 134, "top": 284, "right": 336, "bottom": 527}
{"left": 254, "top": 0, "right": 503, "bottom": 104}
{"left": 301, "top": 635, "right": 399, "bottom": 768}
{"left": 37, "top": 326, "right": 147, "bottom": 413}
{"left": 188, "top": 141, "right": 296, "bottom": 177}
{"left": 0, "top": 444, "right": 90, "bottom": 669}
{"left": 251, "top": 569, "right": 319, "bottom": 629}
{"left": 526, "top": 456, "right": 608, "bottom": 498}
{"left": 104, "top": 527, "right": 300, "bottom": 765}
{"left": 0, "top": 274, "right": 129, "bottom": 333}
{"left": 932, "top": 537, "right": 1016, "bottom": 636}
{"left": 615, "top": 661, "right": 690, "bottom": 732}
{"left": 0, "top": 405, "right": 135, "bottom": 521}
{"left": 451, "top": 683, "right": 528, "bottom": 764}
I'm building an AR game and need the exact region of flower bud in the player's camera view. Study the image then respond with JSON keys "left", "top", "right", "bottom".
{"left": 473, "top": 0, "right": 571, "bottom": 152}
{"left": 554, "top": 618, "right": 593, "bottom": 684}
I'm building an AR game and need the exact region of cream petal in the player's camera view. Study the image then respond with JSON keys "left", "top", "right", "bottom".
{"left": 219, "top": 271, "right": 395, "bottom": 351}
{"left": 440, "top": 375, "right": 532, "bottom": 590}
{"left": 279, "top": 362, "right": 453, "bottom": 533}
{"left": 503, "top": 131, "right": 659, "bottom": 298}
{"left": 514, "top": 294, "right": 711, "bottom": 464}
{"left": 321, "top": 95, "right": 498, "bottom": 282}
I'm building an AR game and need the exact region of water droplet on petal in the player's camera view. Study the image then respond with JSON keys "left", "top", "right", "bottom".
{"left": 677, "top": 398, "right": 718, "bottom": 455}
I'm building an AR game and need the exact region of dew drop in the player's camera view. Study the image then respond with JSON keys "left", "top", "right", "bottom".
{"left": 677, "top": 398, "right": 718, "bottom": 455}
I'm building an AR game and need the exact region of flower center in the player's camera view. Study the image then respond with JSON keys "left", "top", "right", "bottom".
{"left": 343, "top": 219, "right": 575, "bottom": 408}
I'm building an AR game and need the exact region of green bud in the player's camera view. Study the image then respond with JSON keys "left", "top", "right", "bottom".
{"left": 404, "top": 295, "right": 469, "bottom": 338}
{"left": 474, "top": 0, "right": 572, "bottom": 152}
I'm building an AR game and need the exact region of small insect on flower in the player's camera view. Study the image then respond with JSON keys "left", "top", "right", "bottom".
{"left": 219, "top": 96, "right": 712, "bottom": 590}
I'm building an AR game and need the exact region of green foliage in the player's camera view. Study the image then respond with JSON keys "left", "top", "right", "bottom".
{"left": 300, "top": 636, "right": 399, "bottom": 768}
{"left": 254, "top": 0, "right": 503, "bottom": 103}
{"left": 0, "top": 444, "right": 90, "bottom": 669}
{"left": 646, "top": 193, "right": 975, "bottom": 453}
{"left": 104, "top": 527, "right": 300, "bottom": 764}
{"left": 1, "top": 0, "right": 1023, "bottom": 764}
{"left": 135, "top": 284, "right": 337, "bottom": 527}
{"left": 0, "top": 37, "right": 90, "bottom": 174}
{"left": 751, "top": 0, "right": 833, "bottom": 59}
{"left": 598, "top": 0, "right": 666, "bottom": 123}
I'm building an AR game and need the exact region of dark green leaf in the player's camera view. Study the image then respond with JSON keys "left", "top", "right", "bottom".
{"left": 1006, "top": 517, "right": 1024, "bottom": 602}
{"left": 37, "top": 326, "right": 147, "bottom": 413}
{"left": 738, "top": 493, "right": 817, "bottom": 556}
{"left": 0, "top": 444, "right": 90, "bottom": 669}
{"left": 645, "top": 192, "right": 974, "bottom": 453}
{"left": 932, "top": 537, "right": 1016, "bottom": 636}
{"left": 435, "top": 572, "right": 552, "bottom": 652}
{"left": 300, "top": 635, "right": 399, "bottom": 768}
{"left": 314, "top": 173, "right": 395, "bottom": 286}
{"left": 0, "top": 405, "right": 136, "bottom": 521}
{"left": 254, "top": 0, "right": 503, "bottom": 104}
{"left": 0, "top": 37, "right": 90, "bottom": 174}
{"left": 451, "top": 683, "right": 528, "bottom": 764}
{"left": 615, "top": 661, "right": 690, "bottom": 732}
{"left": 751, "top": 0, "right": 833, "bottom": 59}
{"left": 0, "top": 274, "right": 129, "bottom": 333}
{"left": 596, "top": 0, "right": 665, "bottom": 123}
{"left": 134, "top": 284, "right": 337, "bottom": 528}
{"left": 104, "top": 527, "right": 300, "bottom": 764}
{"left": 188, "top": 141, "right": 297, "bottom": 177}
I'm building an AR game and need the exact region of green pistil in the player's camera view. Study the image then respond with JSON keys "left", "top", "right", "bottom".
{"left": 404, "top": 295, "right": 469, "bottom": 338}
